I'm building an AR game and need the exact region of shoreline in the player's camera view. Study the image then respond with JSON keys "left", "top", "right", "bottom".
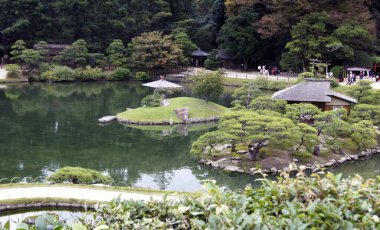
{"left": 199, "top": 147, "right": 380, "bottom": 175}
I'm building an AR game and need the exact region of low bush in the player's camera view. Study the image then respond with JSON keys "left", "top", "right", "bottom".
{"left": 251, "top": 77, "right": 290, "bottom": 90}
{"left": 204, "top": 57, "right": 220, "bottom": 70}
{"left": 5, "top": 64, "right": 20, "bottom": 78}
{"left": 154, "top": 87, "right": 183, "bottom": 97}
{"left": 75, "top": 67, "right": 105, "bottom": 81}
{"left": 47, "top": 166, "right": 113, "bottom": 184}
{"left": 141, "top": 92, "right": 162, "bottom": 107}
{"left": 107, "top": 67, "right": 132, "bottom": 81}
{"left": 135, "top": 71, "right": 150, "bottom": 81}
{"left": 41, "top": 65, "right": 76, "bottom": 82}
{"left": 293, "top": 150, "right": 312, "bottom": 159}
{"left": 330, "top": 66, "right": 342, "bottom": 78}
{"left": 297, "top": 72, "right": 314, "bottom": 82}
{"left": 330, "top": 79, "right": 339, "bottom": 88}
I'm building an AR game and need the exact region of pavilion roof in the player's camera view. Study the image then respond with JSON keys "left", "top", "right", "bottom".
{"left": 191, "top": 49, "right": 210, "bottom": 57}
{"left": 272, "top": 79, "right": 357, "bottom": 103}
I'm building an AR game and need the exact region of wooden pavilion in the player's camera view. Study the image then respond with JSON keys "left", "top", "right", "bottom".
{"left": 191, "top": 49, "right": 210, "bottom": 67}
{"left": 272, "top": 79, "right": 357, "bottom": 113}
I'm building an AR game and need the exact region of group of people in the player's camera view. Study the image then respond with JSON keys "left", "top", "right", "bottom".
{"left": 257, "top": 65, "right": 281, "bottom": 76}
{"left": 346, "top": 71, "right": 379, "bottom": 85}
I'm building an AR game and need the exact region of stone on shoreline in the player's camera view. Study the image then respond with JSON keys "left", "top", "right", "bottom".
{"left": 224, "top": 165, "right": 241, "bottom": 172}
{"left": 98, "top": 116, "right": 116, "bottom": 124}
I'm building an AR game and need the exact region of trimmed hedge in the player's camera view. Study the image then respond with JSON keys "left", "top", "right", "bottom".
{"left": 47, "top": 166, "right": 113, "bottom": 184}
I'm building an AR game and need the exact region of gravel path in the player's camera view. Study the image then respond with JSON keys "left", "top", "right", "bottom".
{"left": 0, "top": 186, "right": 172, "bottom": 203}
{"left": 371, "top": 82, "right": 380, "bottom": 89}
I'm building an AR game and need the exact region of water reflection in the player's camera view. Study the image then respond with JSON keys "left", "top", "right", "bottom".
{"left": 0, "top": 82, "right": 254, "bottom": 191}
{"left": 3, "top": 82, "right": 376, "bottom": 191}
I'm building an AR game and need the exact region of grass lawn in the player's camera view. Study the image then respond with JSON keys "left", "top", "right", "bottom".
{"left": 333, "top": 85, "right": 351, "bottom": 95}
{"left": 117, "top": 97, "right": 229, "bottom": 123}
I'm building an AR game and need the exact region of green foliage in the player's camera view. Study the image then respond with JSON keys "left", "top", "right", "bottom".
{"left": 141, "top": 92, "right": 162, "bottom": 107}
{"left": 285, "top": 103, "right": 321, "bottom": 124}
{"left": 218, "top": 8, "right": 259, "bottom": 65}
{"left": 107, "top": 67, "right": 132, "bottom": 81}
{"left": 297, "top": 72, "right": 315, "bottom": 82}
{"left": 346, "top": 80, "right": 372, "bottom": 102}
{"left": 250, "top": 96, "right": 287, "bottom": 113}
{"left": 9, "top": 40, "right": 26, "bottom": 64}
{"left": 128, "top": 31, "right": 185, "bottom": 69}
{"left": 293, "top": 150, "right": 312, "bottom": 159}
{"left": 204, "top": 54, "right": 221, "bottom": 70}
{"left": 295, "top": 123, "right": 318, "bottom": 152}
{"left": 283, "top": 12, "right": 363, "bottom": 71}
{"left": 353, "top": 50, "right": 373, "bottom": 66}
{"left": 41, "top": 65, "right": 76, "bottom": 82}
{"left": 75, "top": 67, "right": 105, "bottom": 81}
{"left": 154, "top": 87, "right": 183, "bottom": 98}
{"left": 58, "top": 39, "right": 89, "bottom": 68}
{"left": 19, "top": 49, "right": 42, "bottom": 72}
{"left": 231, "top": 82, "right": 262, "bottom": 109}
{"left": 213, "top": 111, "right": 300, "bottom": 160}
{"left": 350, "top": 104, "right": 380, "bottom": 126}
{"left": 193, "top": 71, "right": 224, "bottom": 103}
{"left": 106, "top": 39, "right": 127, "bottom": 67}
{"left": 251, "top": 77, "right": 290, "bottom": 90}
{"left": 330, "top": 79, "right": 339, "bottom": 88}
{"left": 5, "top": 64, "right": 20, "bottom": 78}
{"left": 351, "top": 120, "right": 378, "bottom": 150}
{"left": 191, "top": 131, "right": 228, "bottom": 158}
{"left": 330, "top": 66, "right": 343, "bottom": 78}
{"left": 134, "top": 71, "right": 150, "bottom": 81}
{"left": 18, "top": 172, "right": 380, "bottom": 229}
{"left": 174, "top": 32, "right": 197, "bottom": 57}
{"left": 47, "top": 166, "right": 113, "bottom": 184}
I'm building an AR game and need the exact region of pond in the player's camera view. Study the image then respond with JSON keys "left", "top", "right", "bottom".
{"left": 0, "top": 82, "right": 379, "bottom": 192}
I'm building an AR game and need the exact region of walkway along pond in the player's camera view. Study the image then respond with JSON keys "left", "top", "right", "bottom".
{"left": 0, "top": 82, "right": 379, "bottom": 192}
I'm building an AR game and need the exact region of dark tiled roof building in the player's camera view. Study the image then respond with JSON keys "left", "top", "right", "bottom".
{"left": 272, "top": 79, "right": 357, "bottom": 112}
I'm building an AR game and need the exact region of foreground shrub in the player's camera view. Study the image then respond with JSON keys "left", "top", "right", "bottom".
{"left": 41, "top": 65, "right": 76, "bottom": 82}
{"left": 14, "top": 172, "right": 380, "bottom": 229}
{"left": 135, "top": 71, "right": 150, "bottom": 81}
{"left": 47, "top": 166, "right": 113, "bottom": 184}
{"left": 107, "top": 67, "right": 132, "bottom": 81}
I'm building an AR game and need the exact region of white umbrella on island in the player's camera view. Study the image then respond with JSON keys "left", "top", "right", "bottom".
{"left": 142, "top": 76, "right": 183, "bottom": 88}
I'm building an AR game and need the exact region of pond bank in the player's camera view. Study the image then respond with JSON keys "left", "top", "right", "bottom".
{"left": 200, "top": 147, "right": 380, "bottom": 175}
{"left": 0, "top": 185, "right": 179, "bottom": 212}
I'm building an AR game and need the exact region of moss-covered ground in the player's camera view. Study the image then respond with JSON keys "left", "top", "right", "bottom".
{"left": 117, "top": 97, "right": 229, "bottom": 123}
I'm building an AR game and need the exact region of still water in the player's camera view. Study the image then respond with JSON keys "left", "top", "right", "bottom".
{"left": 0, "top": 82, "right": 379, "bottom": 191}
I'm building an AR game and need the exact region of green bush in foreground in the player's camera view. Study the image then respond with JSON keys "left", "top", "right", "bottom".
{"left": 47, "top": 166, "right": 113, "bottom": 184}
{"left": 7, "top": 172, "right": 380, "bottom": 229}
{"left": 41, "top": 65, "right": 76, "bottom": 82}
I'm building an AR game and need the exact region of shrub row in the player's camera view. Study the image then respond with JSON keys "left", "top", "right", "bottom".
{"left": 40, "top": 65, "right": 144, "bottom": 82}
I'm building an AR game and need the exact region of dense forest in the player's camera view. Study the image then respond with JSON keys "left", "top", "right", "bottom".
{"left": 1, "top": 0, "right": 380, "bottom": 71}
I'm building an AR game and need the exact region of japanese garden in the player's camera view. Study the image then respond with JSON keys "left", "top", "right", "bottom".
{"left": 0, "top": 0, "right": 380, "bottom": 229}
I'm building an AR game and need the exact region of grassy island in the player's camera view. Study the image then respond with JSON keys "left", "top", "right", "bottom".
{"left": 117, "top": 97, "right": 229, "bottom": 124}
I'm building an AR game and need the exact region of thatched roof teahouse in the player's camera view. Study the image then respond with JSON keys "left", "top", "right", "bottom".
{"left": 272, "top": 79, "right": 357, "bottom": 112}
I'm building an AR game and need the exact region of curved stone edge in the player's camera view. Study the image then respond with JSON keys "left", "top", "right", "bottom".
{"left": 199, "top": 147, "right": 380, "bottom": 175}
{"left": 0, "top": 200, "right": 96, "bottom": 212}
{"left": 116, "top": 116, "right": 220, "bottom": 126}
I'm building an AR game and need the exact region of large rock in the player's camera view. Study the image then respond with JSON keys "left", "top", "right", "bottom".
{"left": 98, "top": 116, "right": 116, "bottom": 123}
{"left": 224, "top": 165, "right": 241, "bottom": 172}
{"left": 174, "top": 107, "right": 189, "bottom": 122}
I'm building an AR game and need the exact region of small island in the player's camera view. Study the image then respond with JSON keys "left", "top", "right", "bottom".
{"left": 117, "top": 97, "right": 229, "bottom": 125}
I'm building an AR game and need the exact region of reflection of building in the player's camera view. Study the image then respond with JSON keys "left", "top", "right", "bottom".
{"left": 191, "top": 49, "right": 210, "bottom": 67}
{"left": 216, "top": 49, "right": 241, "bottom": 70}
{"left": 272, "top": 79, "right": 357, "bottom": 112}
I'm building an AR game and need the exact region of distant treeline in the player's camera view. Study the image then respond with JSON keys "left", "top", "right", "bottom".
{"left": 1, "top": 0, "right": 380, "bottom": 71}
